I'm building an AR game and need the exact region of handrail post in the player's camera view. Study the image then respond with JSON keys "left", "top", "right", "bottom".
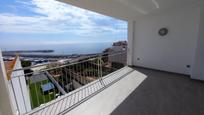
{"left": 98, "top": 55, "right": 105, "bottom": 87}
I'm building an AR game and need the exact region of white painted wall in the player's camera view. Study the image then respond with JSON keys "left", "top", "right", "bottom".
{"left": 133, "top": 6, "right": 200, "bottom": 75}
{"left": 0, "top": 51, "right": 14, "bottom": 115}
{"left": 127, "top": 21, "right": 135, "bottom": 66}
{"left": 191, "top": 6, "right": 204, "bottom": 80}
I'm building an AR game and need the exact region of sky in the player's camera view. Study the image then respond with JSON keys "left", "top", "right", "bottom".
{"left": 0, "top": 0, "right": 127, "bottom": 50}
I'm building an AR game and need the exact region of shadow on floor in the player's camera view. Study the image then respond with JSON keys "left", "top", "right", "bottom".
{"left": 111, "top": 67, "right": 204, "bottom": 115}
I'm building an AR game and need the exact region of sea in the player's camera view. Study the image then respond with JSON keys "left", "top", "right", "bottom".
{"left": 2, "top": 42, "right": 113, "bottom": 55}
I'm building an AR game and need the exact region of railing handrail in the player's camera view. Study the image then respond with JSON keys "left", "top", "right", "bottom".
{"left": 7, "top": 50, "right": 127, "bottom": 115}
{"left": 8, "top": 51, "right": 127, "bottom": 74}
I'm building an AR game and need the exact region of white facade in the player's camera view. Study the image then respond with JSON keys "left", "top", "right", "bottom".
{"left": 132, "top": 6, "right": 200, "bottom": 75}
{"left": 7, "top": 57, "right": 31, "bottom": 114}
{"left": 109, "top": 45, "right": 127, "bottom": 65}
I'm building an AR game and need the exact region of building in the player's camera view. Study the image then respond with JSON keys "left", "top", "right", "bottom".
{"left": 3, "top": 55, "right": 31, "bottom": 114}
{"left": 107, "top": 41, "right": 127, "bottom": 65}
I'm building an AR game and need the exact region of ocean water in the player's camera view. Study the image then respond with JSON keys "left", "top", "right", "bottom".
{"left": 2, "top": 42, "right": 113, "bottom": 55}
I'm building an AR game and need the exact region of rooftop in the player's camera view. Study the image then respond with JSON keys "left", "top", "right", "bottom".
{"left": 41, "top": 83, "right": 55, "bottom": 93}
{"left": 4, "top": 56, "right": 17, "bottom": 80}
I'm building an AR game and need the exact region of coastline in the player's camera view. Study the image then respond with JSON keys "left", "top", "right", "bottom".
{"left": 2, "top": 52, "right": 102, "bottom": 58}
{"left": 2, "top": 50, "right": 54, "bottom": 53}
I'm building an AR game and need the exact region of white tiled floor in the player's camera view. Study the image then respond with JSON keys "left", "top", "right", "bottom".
{"left": 65, "top": 67, "right": 147, "bottom": 115}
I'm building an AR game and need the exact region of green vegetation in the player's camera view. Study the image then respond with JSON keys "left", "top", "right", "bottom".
{"left": 21, "top": 61, "right": 33, "bottom": 77}
{"left": 21, "top": 61, "right": 32, "bottom": 67}
{"left": 29, "top": 79, "right": 58, "bottom": 109}
{"left": 83, "top": 68, "right": 98, "bottom": 76}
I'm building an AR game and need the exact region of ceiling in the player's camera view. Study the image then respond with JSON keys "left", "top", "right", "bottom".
{"left": 59, "top": 0, "right": 202, "bottom": 20}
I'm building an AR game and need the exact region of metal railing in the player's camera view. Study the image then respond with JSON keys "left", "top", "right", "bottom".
{"left": 7, "top": 51, "right": 127, "bottom": 115}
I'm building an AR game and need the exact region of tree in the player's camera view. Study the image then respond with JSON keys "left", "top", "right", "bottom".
{"left": 21, "top": 61, "right": 33, "bottom": 77}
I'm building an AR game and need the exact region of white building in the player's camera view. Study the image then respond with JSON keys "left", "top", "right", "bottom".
{"left": 108, "top": 41, "right": 127, "bottom": 65}
{"left": 3, "top": 55, "right": 31, "bottom": 115}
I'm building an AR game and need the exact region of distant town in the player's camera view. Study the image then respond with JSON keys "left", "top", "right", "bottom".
{"left": 3, "top": 50, "right": 54, "bottom": 54}
{"left": 3, "top": 41, "right": 127, "bottom": 66}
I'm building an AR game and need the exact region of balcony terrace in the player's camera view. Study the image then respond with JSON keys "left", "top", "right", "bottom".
{"left": 0, "top": 0, "right": 204, "bottom": 115}
{"left": 26, "top": 66, "right": 147, "bottom": 115}
{"left": 2, "top": 51, "right": 136, "bottom": 115}
{"left": 2, "top": 50, "right": 204, "bottom": 115}
{"left": 112, "top": 67, "right": 204, "bottom": 115}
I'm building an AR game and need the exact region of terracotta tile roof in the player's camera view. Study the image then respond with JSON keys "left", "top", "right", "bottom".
{"left": 4, "top": 57, "right": 17, "bottom": 80}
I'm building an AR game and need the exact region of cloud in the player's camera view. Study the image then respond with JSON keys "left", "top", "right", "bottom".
{"left": 0, "top": 0, "right": 127, "bottom": 35}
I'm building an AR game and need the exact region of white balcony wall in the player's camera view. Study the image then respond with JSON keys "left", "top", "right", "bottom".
{"left": 127, "top": 21, "right": 135, "bottom": 66}
{"left": 0, "top": 51, "right": 14, "bottom": 115}
{"left": 132, "top": 6, "right": 201, "bottom": 75}
{"left": 192, "top": 5, "right": 204, "bottom": 80}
